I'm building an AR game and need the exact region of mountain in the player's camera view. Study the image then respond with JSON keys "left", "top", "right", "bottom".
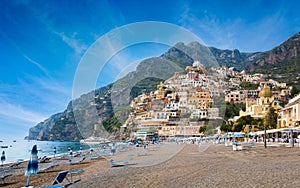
{"left": 28, "top": 32, "right": 300, "bottom": 141}
{"left": 208, "top": 47, "right": 263, "bottom": 70}
{"left": 248, "top": 32, "right": 300, "bottom": 87}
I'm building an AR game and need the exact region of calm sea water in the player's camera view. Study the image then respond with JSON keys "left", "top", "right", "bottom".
{"left": 0, "top": 139, "right": 91, "bottom": 164}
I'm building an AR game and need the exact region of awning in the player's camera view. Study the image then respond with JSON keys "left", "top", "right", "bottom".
{"left": 232, "top": 133, "right": 245, "bottom": 137}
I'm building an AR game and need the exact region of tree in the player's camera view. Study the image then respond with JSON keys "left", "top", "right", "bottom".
{"left": 291, "top": 86, "right": 300, "bottom": 97}
{"left": 220, "top": 122, "right": 233, "bottom": 132}
{"left": 233, "top": 115, "right": 256, "bottom": 132}
{"left": 240, "top": 81, "right": 259, "bottom": 90}
{"left": 264, "top": 107, "right": 278, "bottom": 130}
{"left": 199, "top": 126, "right": 207, "bottom": 133}
{"left": 224, "top": 102, "right": 246, "bottom": 119}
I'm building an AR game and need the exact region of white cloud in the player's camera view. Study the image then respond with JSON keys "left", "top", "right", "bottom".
{"left": 55, "top": 32, "right": 88, "bottom": 54}
{"left": 29, "top": 76, "right": 71, "bottom": 96}
{"left": 16, "top": 76, "right": 72, "bottom": 110}
{"left": 23, "top": 3, "right": 89, "bottom": 55}
{"left": 0, "top": 99, "right": 47, "bottom": 126}
{"left": 178, "top": 4, "right": 288, "bottom": 52}
{"left": 178, "top": 5, "right": 239, "bottom": 50}
{"left": 22, "top": 53, "right": 51, "bottom": 77}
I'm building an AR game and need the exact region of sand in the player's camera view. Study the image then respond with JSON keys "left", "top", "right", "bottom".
{"left": 2, "top": 142, "right": 300, "bottom": 187}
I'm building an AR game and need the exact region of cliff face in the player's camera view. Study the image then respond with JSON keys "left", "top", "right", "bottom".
{"left": 28, "top": 32, "right": 300, "bottom": 141}
{"left": 250, "top": 32, "right": 300, "bottom": 68}
{"left": 248, "top": 32, "right": 300, "bottom": 87}
{"left": 209, "top": 47, "right": 263, "bottom": 70}
{"left": 28, "top": 112, "right": 64, "bottom": 140}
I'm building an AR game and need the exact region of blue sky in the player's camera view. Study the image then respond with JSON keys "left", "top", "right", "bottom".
{"left": 0, "top": 0, "right": 299, "bottom": 139}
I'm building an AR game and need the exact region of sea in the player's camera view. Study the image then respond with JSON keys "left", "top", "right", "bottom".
{"left": 0, "top": 138, "right": 91, "bottom": 164}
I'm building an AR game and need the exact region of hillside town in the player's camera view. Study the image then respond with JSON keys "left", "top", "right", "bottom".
{"left": 124, "top": 60, "right": 300, "bottom": 141}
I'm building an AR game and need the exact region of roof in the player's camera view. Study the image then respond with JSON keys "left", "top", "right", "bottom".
{"left": 259, "top": 83, "right": 272, "bottom": 98}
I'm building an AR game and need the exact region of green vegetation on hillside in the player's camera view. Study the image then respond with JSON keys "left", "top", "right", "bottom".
{"left": 102, "top": 115, "right": 122, "bottom": 132}
{"left": 232, "top": 115, "right": 263, "bottom": 132}
{"left": 49, "top": 112, "right": 83, "bottom": 141}
{"left": 240, "top": 81, "right": 259, "bottom": 90}
{"left": 224, "top": 102, "right": 246, "bottom": 119}
{"left": 130, "top": 77, "right": 164, "bottom": 99}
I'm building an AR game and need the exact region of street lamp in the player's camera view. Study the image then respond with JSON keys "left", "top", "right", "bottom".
{"left": 264, "top": 122, "right": 267, "bottom": 148}
{"left": 289, "top": 126, "right": 294, "bottom": 148}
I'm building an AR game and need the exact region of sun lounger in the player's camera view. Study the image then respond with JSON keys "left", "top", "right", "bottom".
{"left": 0, "top": 169, "right": 13, "bottom": 184}
{"left": 110, "top": 159, "right": 128, "bottom": 167}
{"left": 243, "top": 143, "right": 255, "bottom": 149}
{"left": 9, "top": 159, "right": 24, "bottom": 168}
{"left": 147, "top": 147, "right": 155, "bottom": 151}
{"left": 99, "top": 150, "right": 109, "bottom": 156}
{"left": 40, "top": 156, "right": 51, "bottom": 163}
{"left": 137, "top": 151, "right": 148, "bottom": 156}
{"left": 40, "top": 171, "right": 72, "bottom": 188}
{"left": 68, "top": 169, "right": 85, "bottom": 183}
{"left": 90, "top": 155, "right": 100, "bottom": 160}
{"left": 69, "top": 156, "right": 86, "bottom": 165}
{"left": 232, "top": 144, "right": 237, "bottom": 151}
{"left": 237, "top": 145, "right": 243, "bottom": 151}
{"left": 38, "top": 164, "right": 59, "bottom": 173}
{"left": 128, "top": 154, "right": 134, "bottom": 160}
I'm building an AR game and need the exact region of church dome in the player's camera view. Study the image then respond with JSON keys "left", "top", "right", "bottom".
{"left": 193, "top": 60, "right": 201, "bottom": 67}
{"left": 259, "top": 83, "right": 272, "bottom": 98}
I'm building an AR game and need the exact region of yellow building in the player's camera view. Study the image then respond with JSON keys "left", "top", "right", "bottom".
{"left": 239, "top": 84, "right": 282, "bottom": 119}
{"left": 158, "top": 125, "right": 177, "bottom": 137}
{"left": 277, "top": 94, "right": 300, "bottom": 128}
{"left": 187, "top": 88, "right": 213, "bottom": 109}
{"left": 135, "top": 111, "right": 152, "bottom": 120}
{"left": 155, "top": 82, "right": 166, "bottom": 99}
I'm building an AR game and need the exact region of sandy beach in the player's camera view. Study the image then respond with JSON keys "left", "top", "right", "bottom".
{"left": 2, "top": 142, "right": 300, "bottom": 187}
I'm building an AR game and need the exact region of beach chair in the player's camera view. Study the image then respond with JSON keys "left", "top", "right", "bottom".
{"left": 99, "top": 150, "right": 109, "bottom": 157}
{"left": 40, "top": 156, "right": 51, "bottom": 163}
{"left": 40, "top": 171, "right": 72, "bottom": 188}
{"left": 90, "top": 155, "right": 100, "bottom": 160}
{"left": 89, "top": 149, "right": 101, "bottom": 160}
{"left": 9, "top": 159, "right": 24, "bottom": 168}
{"left": 68, "top": 169, "right": 85, "bottom": 183}
{"left": 69, "top": 156, "right": 86, "bottom": 165}
{"left": 137, "top": 151, "right": 148, "bottom": 156}
{"left": 110, "top": 159, "right": 128, "bottom": 167}
{"left": 243, "top": 142, "right": 255, "bottom": 150}
{"left": 147, "top": 147, "right": 155, "bottom": 151}
{"left": 237, "top": 145, "right": 243, "bottom": 151}
{"left": 128, "top": 154, "right": 134, "bottom": 160}
{"left": 232, "top": 144, "right": 237, "bottom": 151}
{"left": 38, "top": 164, "right": 59, "bottom": 173}
{"left": 0, "top": 169, "right": 13, "bottom": 184}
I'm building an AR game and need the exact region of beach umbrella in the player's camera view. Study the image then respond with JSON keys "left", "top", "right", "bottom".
{"left": 68, "top": 149, "right": 73, "bottom": 163}
{"left": 25, "top": 145, "right": 38, "bottom": 187}
{"left": 1, "top": 151, "right": 5, "bottom": 166}
{"left": 79, "top": 146, "right": 82, "bottom": 155}
{"left": 53, "top": 147, "right": 56, "bottom": 158}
